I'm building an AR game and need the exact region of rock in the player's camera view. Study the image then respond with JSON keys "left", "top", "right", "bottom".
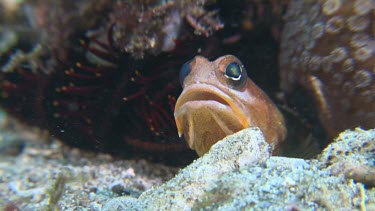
{"left": 2, "top": 114, "right": 374, "bottom": 210}
{"left": 103, "top": 128, "right": 375, "bottom": 210}
{"left": 319, "top": 128, "right": 375, "bottom": 188}
{"left": 103, "top": 127, "right": 271, "bottom": 211}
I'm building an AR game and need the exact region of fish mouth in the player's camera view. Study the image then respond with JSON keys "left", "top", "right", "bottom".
{"left": 174, "top": 83, "right": 249, "bottom": 143}
{"left": 175, "top": 84, "right": 232, "bottom": 109}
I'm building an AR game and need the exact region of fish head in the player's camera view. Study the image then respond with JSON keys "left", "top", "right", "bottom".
{"left": 174, "top": 55, "right": 286, "bottom": 156}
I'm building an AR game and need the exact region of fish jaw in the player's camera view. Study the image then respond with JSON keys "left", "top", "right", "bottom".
{"left": 174, "top": 83, "right": 249, "bottom": 156}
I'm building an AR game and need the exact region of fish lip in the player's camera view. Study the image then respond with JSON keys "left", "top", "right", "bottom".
{"left": 174, "top": 83, "right": 233, "bottom": 112}
{"left": 174, "top": 83, "right": 236, "bottom": 139}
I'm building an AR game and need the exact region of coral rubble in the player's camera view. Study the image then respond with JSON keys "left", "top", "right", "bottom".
{"left": 0, "top": 111, "right": 179, "bottom": 210}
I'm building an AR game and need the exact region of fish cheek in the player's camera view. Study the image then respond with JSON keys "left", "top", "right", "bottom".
{"left": 182, "top": 105, "right": 244, "bottom": 156}
{"left": 196, "top": 131, "right": 221, "bottom": 156}
{"left": 188, "top": 108, "right": 228, "bottom": 156}
{"left": 182, "top": 107, "right": 221, "bottom": 155}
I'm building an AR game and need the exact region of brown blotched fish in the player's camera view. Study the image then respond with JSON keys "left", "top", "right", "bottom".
{"left": 174, "top": 55, "right": 287, "bottom": 156}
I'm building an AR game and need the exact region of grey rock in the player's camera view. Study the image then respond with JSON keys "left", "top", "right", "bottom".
{"left": 103, "top": 127, "right": 271, "bottom": 211}
{"left": 103, "top": 127, "right": 375, "bottom": 211}
{"left": 1, "top": 109, "right": 374, "bottom": 211}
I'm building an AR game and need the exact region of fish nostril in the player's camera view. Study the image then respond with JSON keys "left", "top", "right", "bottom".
{"left": 179, "top": 60, "right": 191, "bottom": 86}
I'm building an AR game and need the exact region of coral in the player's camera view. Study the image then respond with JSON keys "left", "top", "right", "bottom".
{"left": 109, "top": 0, "right": 223, "bottom": 58}
{"left": 239, "top": 0, "right": 290, "bottom": 41}
{"left": 0, "top": 0, "right": 223, "bottom": 161}
{"left": 1, "top": 0, "right": 25, "bottom": 18}
{"left": 21, "top": 0, "right": 113, "bottom": 71}
{"left": 2, "top": 0, "right": 372, "bottom": 161}
{"left": 1, "top": 43, "right": 44, "bottom": 73}
{"left": 0, "top": 27, "right": 17, "bottom": 58}
{"left": 280, "top": 0, "right": 375, "bottom": 138}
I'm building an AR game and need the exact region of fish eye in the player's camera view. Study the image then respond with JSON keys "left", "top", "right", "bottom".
{"left": 225, "top": 62, "right": 242, "bottom": 81}
{"left": 179, "top": 61, "right": 191, "bottom": 86}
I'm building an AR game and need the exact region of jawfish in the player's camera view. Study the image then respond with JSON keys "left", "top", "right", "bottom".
{"left": 174, "top": 55, "right": 286, "bottom": 156}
